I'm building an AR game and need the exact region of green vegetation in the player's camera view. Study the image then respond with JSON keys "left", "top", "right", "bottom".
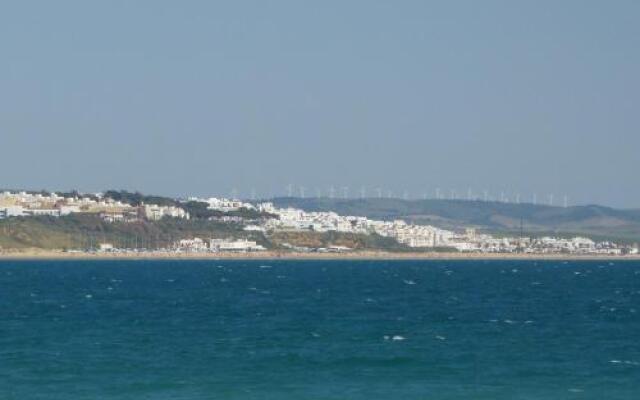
{"left": 0, "top": 214, "right": 267, "bottom": 250}
{"left": 0, "top": 214, "right": 402, "bottom": 252}
{"left": 0, "top": 214, "right": 415, "bottom": 252}
{"left": 0, "top": 190, "right": 275, "bottom": 251}
{"left": 103, "top": 190, "right": 275, "bottom": 220}
{"left": 268, "top": 231, "right": 407, "bottom": 251}
{"left": 103, "top": 190, "right": 179, "bottom": 207}
{"left": 182, "top": 201, "right": 274, "bottom": 220}
{"left": 3, "top": 190, "right": 637, "bottom": 251}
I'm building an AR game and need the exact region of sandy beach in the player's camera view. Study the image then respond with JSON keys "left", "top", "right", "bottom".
{"left": 1, "top": 249, "right": 639, "bottom": 261}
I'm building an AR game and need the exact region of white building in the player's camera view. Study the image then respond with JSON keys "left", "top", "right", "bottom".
{"left": 177, "top": 238, "right": 208, "bottom": 251}
{"left": 209, "top": 238, "right": 265, "bottom": 252}
{"left": 199, "top": 197, "right": 255, "bottom": 212}
{"left": 98, "top": 243, "right": 114, "bottom": 252}
{"left": 0, "top": 206, "right": 26, "bottom": 218}
{"left": 24, "top": 209, "right": 61, "bottom": 217}
{"left": 144, "top": 204, "right": 190, "bottom": 221}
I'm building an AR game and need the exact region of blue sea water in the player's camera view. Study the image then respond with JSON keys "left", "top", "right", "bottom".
{"left": 1, "top": 259, "right": 639, "bottom": 400}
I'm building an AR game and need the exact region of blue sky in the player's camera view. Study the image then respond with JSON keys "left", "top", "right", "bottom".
{"left": 1, "top": 1, "right": 639, "bottom": 207}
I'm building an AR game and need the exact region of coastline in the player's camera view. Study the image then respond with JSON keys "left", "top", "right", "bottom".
{"left": 1, "top": 249, "right": 639, "bottom": 261}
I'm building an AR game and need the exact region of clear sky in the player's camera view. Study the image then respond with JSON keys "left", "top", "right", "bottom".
{"left": 1, "top": 1, "right": 638, "bottom": 207}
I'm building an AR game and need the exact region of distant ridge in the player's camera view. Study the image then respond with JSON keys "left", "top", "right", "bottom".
{"left": 271, "top": 197, "right": 640, "bottom": 243}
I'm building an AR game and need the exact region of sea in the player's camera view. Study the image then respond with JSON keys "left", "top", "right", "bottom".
{"left": 1, "top": 259, "right": 639, "bottom": 400}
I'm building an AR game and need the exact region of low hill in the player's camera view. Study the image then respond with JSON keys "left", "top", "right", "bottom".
{"left": 0, "top": 214, "right": 262, "bottom": 250}
{"left": 0, "top": 214, "right": 404, "bottom": 252}
{"left": 271, "top": 198, "right": 640, "bottom": 243}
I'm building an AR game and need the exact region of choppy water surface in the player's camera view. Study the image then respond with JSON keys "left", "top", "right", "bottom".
{"left": 1, "top": 259, "right": 639, "bottom": 399}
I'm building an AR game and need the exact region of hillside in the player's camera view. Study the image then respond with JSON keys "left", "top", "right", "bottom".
{"left": 0, "top": 214, "right": 404, "bottom": 252}
{"left": 0, "top": 214, "right": 261, "bottom": 250}
{"left": 271, "top": 197, "right": 640, "bottom": 243}
{"left": 3, "top": 190, "right": 639, "bottom": 250}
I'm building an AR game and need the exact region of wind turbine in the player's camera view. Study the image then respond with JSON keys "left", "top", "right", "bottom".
{"left": 299, "top": 186, "right": 305, "bottom": 198}
{"left": 360, "top": 186, "right": 366, "bottom": 199}
{"left": 329, "top": 186, "right": 335, "bottom": 199}
{"left": 563, "top": 195, "right": 568, "bottom": 208}
{"left": 376, "top": 187, "right": 382, "bottom": 198}
{"left": 286, "top": 184, "right": 293, "bottom": 198}
{"left": 342, "top": 186, "right": 349, "bottom": 199}
{"left": 548, "top": 194, "right": 554, "bottom": 206}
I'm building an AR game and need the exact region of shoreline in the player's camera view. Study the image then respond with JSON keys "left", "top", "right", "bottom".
{"left": 1, "top": 249, "right": 639, "bottom": 261}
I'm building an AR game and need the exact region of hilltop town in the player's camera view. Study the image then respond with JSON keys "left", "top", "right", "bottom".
{"left": 1, "top": 189, "right": 637, "bottom": 257}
